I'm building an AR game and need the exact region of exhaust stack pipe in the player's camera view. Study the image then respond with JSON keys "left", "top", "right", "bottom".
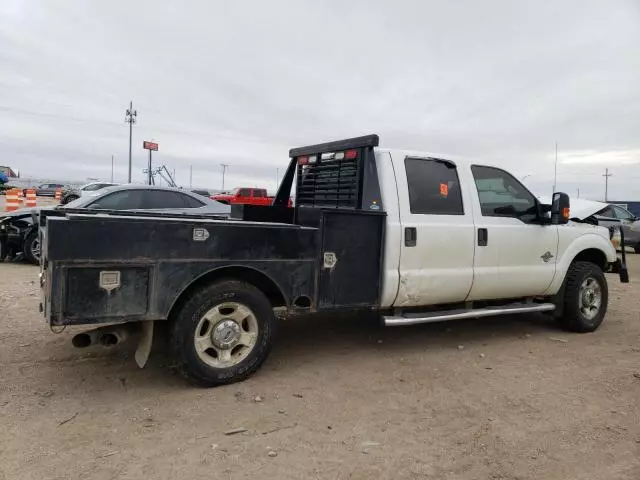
{"left": 71, "top": 324, "right": 138, "bottom": 349}
{"left": 98, "top": 326, "right": 131, "bottom": 347}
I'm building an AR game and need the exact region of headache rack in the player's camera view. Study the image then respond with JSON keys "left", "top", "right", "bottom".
{"left": 273, "top": 134, "right": 380, "bottom": 210}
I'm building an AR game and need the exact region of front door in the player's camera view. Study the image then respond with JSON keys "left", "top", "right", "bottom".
{"left": 395, "top": 156, "right": 476, "bottom": 307}
{"left": 467, "top": 165, "right": 558, "bottom": 301}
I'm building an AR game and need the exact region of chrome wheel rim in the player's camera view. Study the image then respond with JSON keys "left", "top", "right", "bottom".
{"left": 31, "top": 239, "right": 40, "bottom": 261}
{"left": 194, "top": 302, "right": 259, "bottom": 367}
{"left": 579, "top": 277, "right": 602, "bottom": 320}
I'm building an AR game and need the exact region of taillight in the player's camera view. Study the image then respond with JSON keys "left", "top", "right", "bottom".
{"left": 345, "top": 149, "right": 357, "bottom": 160}
{"left": 298, "top": 156, "right": 309, "bottom": 165}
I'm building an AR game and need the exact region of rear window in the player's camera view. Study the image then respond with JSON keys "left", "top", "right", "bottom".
{"left": 405, "top": 157, "right": 464, "bottom": 215}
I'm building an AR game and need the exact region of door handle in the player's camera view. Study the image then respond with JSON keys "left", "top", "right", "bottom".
{"left": 478, "top": 228, "right": 488, "bottom": 246}
{"left": 405, "top": 227, "right": 417, "bottom": 247}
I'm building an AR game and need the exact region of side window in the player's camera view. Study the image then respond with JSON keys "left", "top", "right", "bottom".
{"left": 405, "top": 157, "right": 464, "bottom": 215}
{"left": 253, "top": 189, "right": 266, "bottom": 198}
{"left": 471, "top": 166, "right": 537, "bottom": 222}
{"left": 141, "top": 191, "right": 189, "bottom": 209}
{"left": 597, "top": 206, "right": 614, "bottom": 218}
{"left": 613, "top": 206, "right": 634, "bottom": 221}
{"left": 238, "top": 189, "right": 251, "bottom": 198}
{"left": 90, "top": 190, "right": 144, "bottom": 210}
{"left": 180, "top": 194, "right": 205, "bottom": 208}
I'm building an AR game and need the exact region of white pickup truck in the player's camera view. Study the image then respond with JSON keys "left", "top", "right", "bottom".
{"left": 39, "top": 134, "right": 628, "bottom": 386}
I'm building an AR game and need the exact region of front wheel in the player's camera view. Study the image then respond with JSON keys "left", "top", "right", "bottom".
{"left": 61, "top": 194, "right": 78, "bottom": 205}
{"left": 557, "top": 261, "right": 608, "bottom": 333}
{"left": 170, "top": 280, "right": 275, "bottom": 387}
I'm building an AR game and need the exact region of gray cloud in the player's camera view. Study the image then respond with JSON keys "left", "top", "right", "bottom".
{"left": 1, "top": 0, "right": 639, "bottom": 198}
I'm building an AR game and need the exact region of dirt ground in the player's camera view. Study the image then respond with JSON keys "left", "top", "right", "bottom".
{"left": 1, "top": 255, "right": 639, "bottom": 479}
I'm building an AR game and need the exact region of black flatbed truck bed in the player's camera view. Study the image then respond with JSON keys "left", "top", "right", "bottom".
{"left": 40, "top": 135, "right": 386, "bottom": 386}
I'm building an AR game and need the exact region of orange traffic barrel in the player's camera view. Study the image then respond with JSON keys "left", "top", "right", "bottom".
{"left": 25, "top": 188, "right": 37, "bottom": 208}
{"left": 5, "top": 189, "right": 20, "bottom": 212}
{"left": 54, "top": 188, "right": 62, "bottom": 201}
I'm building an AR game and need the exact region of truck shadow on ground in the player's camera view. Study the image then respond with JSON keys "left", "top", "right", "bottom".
{"left": 41, "top": 312, "right": 564, "bottom": 390}
{"left": 270, "top": 311, "right": 562, "bottom": 360}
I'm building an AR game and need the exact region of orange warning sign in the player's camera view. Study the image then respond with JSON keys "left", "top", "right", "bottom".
{"left": 439, "top": 183, "right": 449, "bottom": 197}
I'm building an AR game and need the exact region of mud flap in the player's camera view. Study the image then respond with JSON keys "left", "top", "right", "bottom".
{"left": 134, "top": 320, "right": 154, "bottom": 368}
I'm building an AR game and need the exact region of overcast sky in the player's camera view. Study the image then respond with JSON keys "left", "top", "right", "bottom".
{"left": 1, "top": 0, "right": 639, "bottom": 199}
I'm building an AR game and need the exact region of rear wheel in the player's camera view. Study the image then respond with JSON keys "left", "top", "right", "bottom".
{"left": 23, "top": 232, "right": 40, "bottom": 265}
{"left": 170, "top": 280, "right": 275, "bottom": 387}
{"left": 557, "top": 261, "right": 608, "bottom": 332}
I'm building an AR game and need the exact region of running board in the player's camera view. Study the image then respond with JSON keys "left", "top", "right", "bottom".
{"left": 384, "top": 303, "right": 556, "bottom": 327}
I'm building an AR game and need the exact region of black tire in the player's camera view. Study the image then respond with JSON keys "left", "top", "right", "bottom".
{"left": 61, "top": 194, "right": 78, "bottom": 205}
{"left": 634, "top": 245, "right": 640, "bottom": 254}
{"left": 557, "top": 261, "right": 608, "bottom": 333}
{"left": 170, "top": 280, "right": 275, "bottom": 387}
{"left": 23, "top": 231, "right": 40, "bottom": 265}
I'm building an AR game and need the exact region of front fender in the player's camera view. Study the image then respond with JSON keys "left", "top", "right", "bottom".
{"left": 544, "top": 232, "right": 616, "bottom": 295}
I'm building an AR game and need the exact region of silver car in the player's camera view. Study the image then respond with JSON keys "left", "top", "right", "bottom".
{"left": 63, "top": 184, "right": 231, "bottom": 215}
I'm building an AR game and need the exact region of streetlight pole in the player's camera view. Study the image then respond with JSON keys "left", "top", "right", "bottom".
{"left": 125, "top": 101, "right": 137, "bottom": 183}
{"left": 552, "top": 141, "right": 558, "bottom": 194}
{"left": 111, "top": 155, "right": 114, "bottom": 182}
{"left": 603, "top": 168, "right": 612, "bottom": 202}
{"left": 220, "top": 164, "right": 229, "bottom": 190}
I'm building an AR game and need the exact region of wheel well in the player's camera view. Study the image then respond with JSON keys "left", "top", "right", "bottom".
{"left": 168, "top": 266, "right": 287, "bottom": 320}
{"left": 572, "top": 248, "right": 607, "bottom": 271}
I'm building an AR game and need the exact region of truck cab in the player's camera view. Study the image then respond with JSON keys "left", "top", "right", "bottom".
{"left": 39, "top": 134, "right": 627, "bottom": 387}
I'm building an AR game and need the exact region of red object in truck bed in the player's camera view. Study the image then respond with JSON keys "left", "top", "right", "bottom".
{"left": 212, "top": 188, "right": 292, "bottom": 207}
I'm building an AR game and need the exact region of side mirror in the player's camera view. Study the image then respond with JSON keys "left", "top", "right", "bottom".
{"left": 551, "top": 192, "right": 570, "bottom": 225}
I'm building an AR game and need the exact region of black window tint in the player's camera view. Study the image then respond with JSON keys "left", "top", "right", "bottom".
{"left": 90, "top": 190, "right": 144, "bottom": 210}
{"left": 471, "top": 166, "right": 537, "bottom": 222}
{"left": 141, "top": 191, "right": 189, "bottom": 209}
{"left": 405, "top": 158, "right": 464, "bottom": 215}
{"left": 238, "top": 189, "right": 251, "bottom": 198}
{"left": 181, "top": 194, "right": 205, "bottom": 208}
{"left": 253, "top": 190, "right": 266, "bottom": 198}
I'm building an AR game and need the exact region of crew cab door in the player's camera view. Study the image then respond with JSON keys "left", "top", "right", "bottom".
{"left": 466, "top": 165, "right": 558, "bottom": 300}
{"left": 394, "top": 155, "right": 476, "bottom": 306}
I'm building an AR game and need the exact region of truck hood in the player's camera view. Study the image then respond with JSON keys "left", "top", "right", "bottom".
{"left": 538, "top": 196, "right": 607, "bottom": 220}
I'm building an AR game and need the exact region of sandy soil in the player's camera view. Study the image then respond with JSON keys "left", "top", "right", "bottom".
{"left": 1, "top": 254, "right": 639, "bottom": 479}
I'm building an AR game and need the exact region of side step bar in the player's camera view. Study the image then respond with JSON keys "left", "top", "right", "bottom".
{"left": 384, "top": 303, "right": 555, "bottom": 327}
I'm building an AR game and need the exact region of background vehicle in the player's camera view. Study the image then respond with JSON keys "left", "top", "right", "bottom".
{"left": 60, "top": 182, "right": 118, "bottom": 205}
{"left": 2, "top": 185, "right": 230, "bottom": 264}
{"left": 213, "top": 187, "right": 273, "bottom": 205}
{"left": 40, "top": 135, "right": 627, "bottom": 387}
{"left": 593, "top": 203, "right": 640, "bottom": 253}
{"left": 25, "top": 183, "right": 66, "bottom": 197}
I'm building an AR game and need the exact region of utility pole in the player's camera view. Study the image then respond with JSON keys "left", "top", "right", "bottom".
{"left": 603, "top": 168, "right": 612, "bottom": 202}
{"left": 577, "top": 187, "right": 580, "bottom": 199}
{"left": 552, "top": 142, "right": 558, "bottom": 194}
{"left": 276, "top": 168, "right": 280, "bottom": 186}
{"left": 220, "top": 163, "right": 229, "bottom": 190}
{"left": 125, "top": 101, "right": 137, "bottom": 183}
{"left": 111, "top": 155, "right": 114, "bottom": 182}
{"left": 189, "top": 165, "right": 193, "bottom": 189}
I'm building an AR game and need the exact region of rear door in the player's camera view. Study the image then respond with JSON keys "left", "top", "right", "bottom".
{"left": 394, "top": 155, "right": 475, "bottom": 306}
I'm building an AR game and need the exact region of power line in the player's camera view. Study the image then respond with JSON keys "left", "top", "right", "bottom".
{"left": 125, "top": 101, "right": 137, "bottom": 183}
